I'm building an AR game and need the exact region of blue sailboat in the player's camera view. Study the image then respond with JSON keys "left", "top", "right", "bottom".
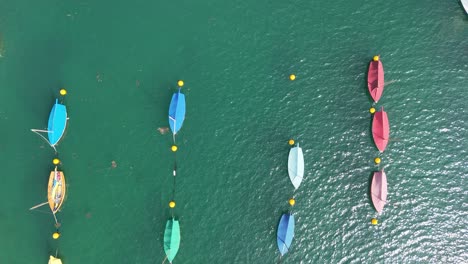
{"left": 168, "top": 81, "right": 186, "bottom": 142}
{"left": 32, "top": 98, "right": 68, "bottom": 151}
{"left": 277, "top": 213, "right": 295, "bottom": 256}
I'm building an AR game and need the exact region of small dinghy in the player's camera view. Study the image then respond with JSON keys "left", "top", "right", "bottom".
{"left": 48, "top": 166, "right": 66, "bottom": 214}
{"left": 288, "top": 143, "right": 304, "bottom": 189}
{"left": 31, "top": 98, "right": 68, "bottom": 151}
{"left": 372, "top": 107, "right": 390, "bottom": 152}
{"left": 371, "top": 170, "right": 388, "bottom": 213}
{"left": 168, "top": 82, "right": 186, "bottom": 142}
{"left": 164, "top": 218, "right": 180, "bottom": 263}
{"left": 367, "top": 56, "right": 385, "bottom": 103}
{"left": 277, "top": 213, "right": 295, "bottom": 256}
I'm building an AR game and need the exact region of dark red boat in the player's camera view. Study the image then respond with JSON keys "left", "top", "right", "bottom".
{"left": 367, "top": 56, "right": 385, "bottom": 103}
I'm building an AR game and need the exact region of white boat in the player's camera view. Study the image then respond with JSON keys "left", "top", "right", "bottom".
{"left": 288, "top": 143, "right": 304, "bottom": 189}
{"left": 462, "top": 0, "right": 468, "bottom": 14}
{"left": 48, "top": 256, "right": 62, "bottom": 264}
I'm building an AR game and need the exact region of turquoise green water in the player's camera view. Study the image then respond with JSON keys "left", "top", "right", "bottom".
{"left": 0, "top": 0, "right": 467, "bottom": 263}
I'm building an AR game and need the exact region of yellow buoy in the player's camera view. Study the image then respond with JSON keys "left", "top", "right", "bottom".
{"left": 171, "top": 145, "right": 178, "bottom": 152}
{"left": 288, "top": 139, "right": 295, "bottom": 146}
{"left": 59, "top": 89, "right": 67, "bottom": 96}
{"left": 374, "top": 157, "right": 381, "bottom": 164}
{"left": 169, "top": 201, "right": 176, "bottom": 208}
{"left": 289, "top": 198, "right": 296, "bottom": 206}
{"left": 369, "top": 107, "right": 376, "bottom": 114}
{"left": 373, "top": 56, "right": 379, "bottom": 62}
{"left": 177, "top": 80, "right": 184, "bottom": 87}
{"left": 289, "top": 74, "right": 296, "bottom": 81}
{"left": 52, "top": 158, "right": 60, "bottom": 165}
{"left": 52, "top": 232, "right": 60, "bottom": 239}
{"left": 371, "top": 218, "right": 378, "bottom": 225}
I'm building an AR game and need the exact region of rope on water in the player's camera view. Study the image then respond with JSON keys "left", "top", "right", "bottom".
{"left": 169, "top": 151, "right": 178, "bottom": 219}
{"left": 172, "top": 161, "right": 177, "bottom": 200}
{"left": 30, "top": 129, "right": 56, "bottom": 152}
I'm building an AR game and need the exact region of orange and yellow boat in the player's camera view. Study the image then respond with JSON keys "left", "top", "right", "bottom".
{"left": 48, "top": 167, "right": 66, "bottom": 214}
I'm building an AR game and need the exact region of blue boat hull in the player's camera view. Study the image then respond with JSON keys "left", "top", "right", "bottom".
{"left": 47, "top": 99, "right": 67, "bottom": 146}
{"left": 168, "top": 90, "right": 186, "bottom": 135}
{"left": 277, "top": 213, "right": 295, "bottom": 256}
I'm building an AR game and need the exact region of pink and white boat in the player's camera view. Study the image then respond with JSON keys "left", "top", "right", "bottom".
{"left": 372, "top": 107, "right": 389, "bottom": 152}
{"left": 371, "top": 170, "right": 387, "bottom": 213}
{"left": 367, "top": 56, "right": 385, "bottom": 103}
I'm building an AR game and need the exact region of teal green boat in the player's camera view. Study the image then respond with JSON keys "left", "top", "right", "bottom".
{"left": 164, "top": 219, "right": 180, "bottom": 263}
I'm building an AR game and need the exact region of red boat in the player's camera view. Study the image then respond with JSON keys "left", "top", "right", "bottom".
{"left": 371, "top": 170, "right": 387, "bottom": 213}
{"left": 367, "top": 56, "right": 384, "bottom": 103}
{"left": 372, "top": 107, "right": 389, "bottom": 152}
